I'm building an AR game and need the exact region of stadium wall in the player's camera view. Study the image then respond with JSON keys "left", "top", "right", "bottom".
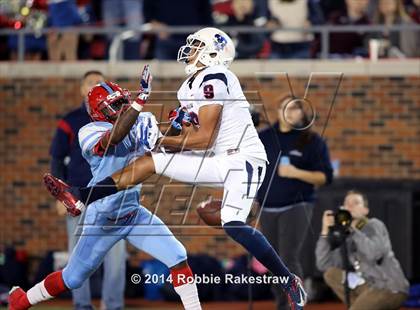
{"left": 0, "top": 60, "right": 419, "bottom": 264}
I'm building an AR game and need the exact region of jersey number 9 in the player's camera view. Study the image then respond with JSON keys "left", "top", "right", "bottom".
{"left": 203, "top": 84, "right": 214, "bottom": 99}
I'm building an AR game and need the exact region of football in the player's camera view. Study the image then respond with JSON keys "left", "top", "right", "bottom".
{"left": 196, "top": 198, "right": 222, "bottom": 228}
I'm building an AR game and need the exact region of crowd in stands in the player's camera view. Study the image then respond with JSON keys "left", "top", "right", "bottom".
{"left": 0, "top": 0, "right": 419, "bottom": 61}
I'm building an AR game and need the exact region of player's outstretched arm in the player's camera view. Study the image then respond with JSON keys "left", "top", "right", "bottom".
{"left": 101, "top": 107, "right": 142, "bottom": 148}
{"left": 98, "top": 65, "right": 152, "bottom": 152}
{"left": 158, "top": 104, "right": 222, "bottom": 150}
{"left": 166, "top": 126, "right": 181, "bottom": 137}
{"left": 59, "top": 105, "right": 220, "bottom": 205}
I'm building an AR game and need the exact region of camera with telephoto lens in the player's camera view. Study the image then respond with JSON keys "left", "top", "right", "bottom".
{"left": 328, "top": 209, "right": 353, "bottom": 249}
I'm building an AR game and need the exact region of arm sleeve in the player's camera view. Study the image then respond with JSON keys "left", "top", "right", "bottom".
{"left": 352, "top": 219, "right": 391, "bottom": 263}
{"left": 78, "top": 124, "right": 110, "bottom": 157}
{"left": 309, "top": 137, "right": 334, "bottom": 185}
{"left": 196, "top": 78, "right": 229, "bottom": 108}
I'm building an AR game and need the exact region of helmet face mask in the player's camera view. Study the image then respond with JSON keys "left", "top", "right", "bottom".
{"left": 97, "top": 96, "right": 129, "bottom": 122}
{"left": 177, "top": 27, "right": 236, "bottom": 75}
{"left": 177, "top": 37, "right": 206, "bottom": 64}
{"left": 87, "top": 82, "right": 131, "bottom": 123}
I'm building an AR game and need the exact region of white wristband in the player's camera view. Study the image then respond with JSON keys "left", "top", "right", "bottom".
{"left": 131, "top": 101, "right": 143, "bottom": 112}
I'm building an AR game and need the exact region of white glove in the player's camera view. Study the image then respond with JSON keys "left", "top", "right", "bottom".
{"left": 133, "top": 113, "right": 160, "bottom": 151}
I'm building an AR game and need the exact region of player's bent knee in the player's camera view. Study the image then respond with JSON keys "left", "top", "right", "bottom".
{"left": 176, "top": 244, "right": 188, "bottom": 263}
{"left": 62, "top": 272, "right": 85, "bottom": 289}
{"left": 167, "top": 242, "right": 188, "bottom": 268}
{"left": 220, "top": 205, "right": 249, "bottom": 225}
{"left": 223, "top": 221, "right": 247, "bottom": 241}
{"left": 62, "top": 265, "right": 92, "bottom": 290}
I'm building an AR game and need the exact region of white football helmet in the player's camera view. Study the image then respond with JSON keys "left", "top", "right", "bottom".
{"left": 177, "top": 27, "right": 236, "bottom": 75}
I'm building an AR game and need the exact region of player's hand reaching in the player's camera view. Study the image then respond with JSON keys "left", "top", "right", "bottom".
{"left": 169, "top": 107, "right": 199, "bottom": 130}
{"left": 134, "top": 114, "right": 160, "bottom": 151}
{"left": 169, "top": 107, "right": 190, "bottom": 130}
{"left": 135, "top": 64, "right": 152, "bottom": 106}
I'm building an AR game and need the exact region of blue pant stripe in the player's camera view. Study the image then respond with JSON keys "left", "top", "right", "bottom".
{"left": 245, "top": 161, "right": 253, "bottom": 197}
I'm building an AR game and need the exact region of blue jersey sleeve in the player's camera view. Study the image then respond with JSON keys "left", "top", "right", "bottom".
{"left": 78, "top": 122, "right": 112, "bottom": 158}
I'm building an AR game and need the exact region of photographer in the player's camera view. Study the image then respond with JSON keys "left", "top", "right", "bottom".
{"left": 315, "top": 190, "right": 409, "bottom": 310}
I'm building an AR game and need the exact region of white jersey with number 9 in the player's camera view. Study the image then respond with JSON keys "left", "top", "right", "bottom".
{"left": 176, "top": 65, "right": 267, "bottom": 162}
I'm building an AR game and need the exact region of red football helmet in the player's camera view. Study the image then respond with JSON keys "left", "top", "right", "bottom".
{"left": 87, "top": 82, "right": 131, "bottom": 122}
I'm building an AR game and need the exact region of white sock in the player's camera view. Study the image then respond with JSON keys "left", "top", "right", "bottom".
{"left": 26, "top": 280, "right": 53, "bottom": 305}
{"left": 174, "top": 283, "right": 201, "bottom": 310}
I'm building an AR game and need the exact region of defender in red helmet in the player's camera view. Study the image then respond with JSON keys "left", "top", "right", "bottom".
{"left": 86, "top": 81, "right": 132, "bottom": 123}
{"left": 81, "top": 67, "right": 152, "bottom": 157}
{"left": 11, "top": 66, "right": 203, "bottom": 310}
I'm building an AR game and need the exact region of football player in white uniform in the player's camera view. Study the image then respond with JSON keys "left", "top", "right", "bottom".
{"left": 43, "top": 28, "right": 307, "bottom": 309}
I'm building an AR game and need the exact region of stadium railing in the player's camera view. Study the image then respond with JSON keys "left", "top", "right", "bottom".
{"left": 0, "top": 24, "right": 419, "bottom": 62}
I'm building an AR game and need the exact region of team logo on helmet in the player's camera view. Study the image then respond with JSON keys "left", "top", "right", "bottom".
{"left": 106, "top": 91, "right": 121, "bottom": 100}
{"left": 214, "top": 33, "right": 227, "bottom": 51}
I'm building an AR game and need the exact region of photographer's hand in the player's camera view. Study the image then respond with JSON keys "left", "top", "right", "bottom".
{"left": 316, "top": 210, "right": 336, "bottom": 272}
{"left": 321, "top": 210, "right": 335, "bottom": 236}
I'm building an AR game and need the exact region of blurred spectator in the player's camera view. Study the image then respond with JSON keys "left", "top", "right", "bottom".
{"left": 3, "top": 0, "right": 48, "bottom": 60}
{"left": 316, "top": 190, "right": 409, "bottom": 310}
{"left": 213, "top": 0, "right": 269, "bottom": 26}
{"left": 406, "top": 0, "right": 420, "bottom": 22}
{"left": 257, "top": 95, "right": 333, "bottom": 310}
{"left": 371, "top": 0, "right": 420, "bottom": 57}
{"left": 320, "top": 0, "right": 346, "bottom": 18}
{"left": 47, "top": 0, "right": 82, "bottom": 61}
{"left": 102, "top": 0, "right": 144, "bottom": 60}
{"left": 214, "top": 0, "right": 266, "bottom": 59}
{"left": 327, "top": 0, "right": 370, "bottom": 57}
{"left": 144, "top": 0, "right": 213, "bottom": 60}
{"left": 50, "top": 70, "right": 127, "bottom": 310}
{"left": 267, "top": 0, "right": 324, "bottom": 59}
{"left": 76, "top": 0, "right": 103, "bottom": 60}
